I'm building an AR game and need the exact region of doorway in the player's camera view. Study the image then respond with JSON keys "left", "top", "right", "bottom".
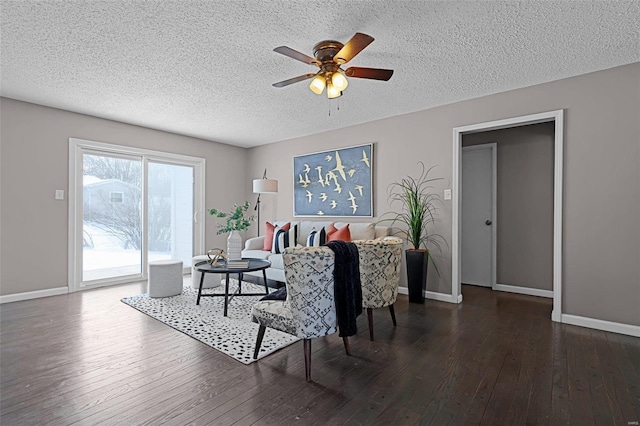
{"left": 452, "top": 110, "right": 564, "bottom": 322}
{"left": 68, "top": 138, "right": 205, "bottom": 291}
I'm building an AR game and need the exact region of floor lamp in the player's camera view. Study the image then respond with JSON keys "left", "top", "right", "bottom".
{"left": 253, "top": 169, "right": 278, "bottom": 236}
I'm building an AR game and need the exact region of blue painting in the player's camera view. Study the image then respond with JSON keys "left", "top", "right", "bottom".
{"left": 293, "top": 144, "right": 373, "bottom": 217}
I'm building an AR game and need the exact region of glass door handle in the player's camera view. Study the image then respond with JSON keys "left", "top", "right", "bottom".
{"left": 194, "top": 211, "right": 199, "bottom": 223}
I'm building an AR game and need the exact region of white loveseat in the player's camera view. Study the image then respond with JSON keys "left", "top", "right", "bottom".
{"left": 241, "top": 220, "right": 390, "bottom": 283}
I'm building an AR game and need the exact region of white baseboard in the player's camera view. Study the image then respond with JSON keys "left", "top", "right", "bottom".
{"left": 562, "top": 314, "right": 640, "bottom": 337}
{"left": 494, "top": 283, "right": 553, "bottom": 298}
{"left": 0, "top": 287, "right": 69, "bottom": 304}
{"left": 398, "top": 286, "right": 461, "bottom": 304}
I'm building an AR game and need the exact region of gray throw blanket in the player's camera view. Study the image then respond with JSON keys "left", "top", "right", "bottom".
{"left": 326, "top": 240, "right": 362, "bottom": 337}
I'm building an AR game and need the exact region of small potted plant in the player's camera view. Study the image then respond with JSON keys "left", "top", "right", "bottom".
{"left": 208, "top": 201, "right": 254, "bottom": 260}
{"left": 378, "top": 162, "right": 446, "bottom": 303}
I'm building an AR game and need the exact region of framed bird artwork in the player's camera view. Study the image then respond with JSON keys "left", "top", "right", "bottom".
{"left": 293, "top": 143, "right": 373, "bottom": 217}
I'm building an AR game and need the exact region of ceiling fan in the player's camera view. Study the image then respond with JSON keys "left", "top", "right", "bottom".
{"left": 272, "top": 32, "right": 394, "bottom": 99}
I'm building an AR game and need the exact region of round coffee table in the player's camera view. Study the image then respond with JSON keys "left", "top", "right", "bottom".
{"left": 194, "top": 258, "right": 271, "bottom": 316}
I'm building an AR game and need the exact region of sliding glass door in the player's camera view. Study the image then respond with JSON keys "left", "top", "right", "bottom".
{"left": 70, "top": 139, "right": 205, "bottom": 291}
{"left": 82, "top": 153, "right": 143, "bottom": 282}
{"left": 148, "top": 162, "right": 194, "bottom": 268}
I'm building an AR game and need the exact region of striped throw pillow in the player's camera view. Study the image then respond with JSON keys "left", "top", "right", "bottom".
{"left": 306, "top": 227, "right": 327, "bottom": 247}
{"left": 272, "top": 224, "right": 298, "bottom": 254}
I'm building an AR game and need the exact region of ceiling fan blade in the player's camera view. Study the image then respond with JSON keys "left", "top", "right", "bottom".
{"left": 272, "top": 73, "right": 317, "bottom": 88}
{"left": 344, "top": 67, "right": 394, "bottom": 81}
{"left": 334, "top": 33, "right": 375, "bottom": 64}
{"left": 273, "top": 46, "right": 320, "bottom": 66}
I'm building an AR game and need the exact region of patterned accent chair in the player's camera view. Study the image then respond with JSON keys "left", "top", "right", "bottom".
{"left": 353, "top": 237, "right": 404, "bottom": 341}
{"left": 251, "top": 245, "right": 350, "bottom": 381}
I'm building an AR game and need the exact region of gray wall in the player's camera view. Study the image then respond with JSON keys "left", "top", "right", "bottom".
{"left": 0, "top": 98, "right": 247, "bottom": 296}
{"left": 1, "top": 63, "right": 638, "bottom": 327}
{"left": 463, "top": 122, "right": 554, "bottom": 291}
{"left": 246, "top": 63, "right": 640, "bottom": 326}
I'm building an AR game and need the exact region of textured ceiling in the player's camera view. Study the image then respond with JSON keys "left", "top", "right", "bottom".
{"left": 1, "top": 1, "right": 638, "bottom": 147}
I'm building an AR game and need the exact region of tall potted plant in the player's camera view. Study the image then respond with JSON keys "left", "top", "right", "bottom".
{"left": 379, "top": 162, "right": 445, "bottom": 303}
{"left": 208, "top": 201, "right": 254, "bottom": 261}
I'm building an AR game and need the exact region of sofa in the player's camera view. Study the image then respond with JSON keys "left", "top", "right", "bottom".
{"left": 241, "top": 220, "right": 391, "bottom": 283}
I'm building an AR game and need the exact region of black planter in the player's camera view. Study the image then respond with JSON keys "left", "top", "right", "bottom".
{"left": 406, "top": 250, "right": 428, "bottom": 304}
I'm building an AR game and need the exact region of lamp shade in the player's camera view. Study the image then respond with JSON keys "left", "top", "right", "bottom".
{"left": 309, "top": 74, "right": 326, "bottom": 95}
{"left": 331, "top": 70, "right": 348, "bottom": 91}
{"left": 327, "top": 81, "right": 342, "bottom": 99}
{"left": 253, "top": 178, "right": 278, "bottom": 194}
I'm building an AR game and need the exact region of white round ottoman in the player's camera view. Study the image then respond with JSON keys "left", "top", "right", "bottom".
{"left": 148, "top": 260, "right": 183, "bottom": 298}
{"left": 192, "top": 255, "right": 223, "bottom": 289}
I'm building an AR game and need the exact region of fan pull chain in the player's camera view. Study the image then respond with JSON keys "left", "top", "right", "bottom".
{"left": 327, "top": 97, "right": 341, "bottom": 117}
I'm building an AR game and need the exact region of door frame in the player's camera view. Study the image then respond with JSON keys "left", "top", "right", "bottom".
{"left": 461, "top": 143, "right": 497, "bottom": 290}
{"left": 68, "top": 138, "right": 206, "bottom": 292}
{"left": 452, "top": 110, "right": 564, "bottom": 322}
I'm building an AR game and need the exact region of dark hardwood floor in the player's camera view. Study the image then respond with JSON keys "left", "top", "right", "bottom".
{"left": 1, "top": 280, "right": 638, "bottom": 425}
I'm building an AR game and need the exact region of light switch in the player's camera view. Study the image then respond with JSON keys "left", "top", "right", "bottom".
{"left": 55, "top": 190, "right": 65, "bottom": 200}
{"left": 444, "top": 189, "right": 452, "bottom": 200}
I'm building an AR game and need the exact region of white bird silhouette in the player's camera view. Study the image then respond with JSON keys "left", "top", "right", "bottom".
{"left": 355, "top": 184, "right": 364, "bottom": 197}
{"left": 361, "top": 150, "right": 370, "bottom": 168}
{"left": 326, "top": 171, "right": 338, "bottom": 185}
{"left": 306, "top": 190, "right": 313, "bottom": 203}
{"left": 332, "top": 151, "right": 347, "bottom": 181}
{"left": 347, "top": 169, "right": 356, "bottom": 177}
{"left": 325, "top": 155, "right": 332, "bottom": 161}
{"left": 303, "top": 163, "right": 310, "bottom": 174}
{"left": 317, "top": 210, "right": 325, "bottom": 216}
{"left": 330, "top": 200, "right": 337, "bottom": 209}
{"left": 320, "top": 192, "right": 328, "bottom": 202}
{"left": 316, "top": 166, "right": 325, "bottom": 186}
{"left": 348, "top": 191, "right": 358, "bottom": 214}
{"left": 298, "top": 174, "right": 309, "bottom": 188}
{"left": 334, "top": 182, "right": 342, "bottom": 194}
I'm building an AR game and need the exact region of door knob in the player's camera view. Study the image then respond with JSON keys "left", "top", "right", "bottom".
{"left": 485, "top": 220, "right": 492, "bottom": 225}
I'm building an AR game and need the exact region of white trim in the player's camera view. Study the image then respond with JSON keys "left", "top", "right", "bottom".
{"left": 142, "top": 157, "right": 149, "bottom": 277}
{"left": 0, "top": 287, "right": 68, "bottom": 304}
{"left": 461, "top": 143, "right": 497, "bottom": 289}
{"left": 68, "top": 142, "right": 80, "bottom": 293}
{"left": 193, "top": 161, "right": 206, "bottom": 259}
{"left": 494, "top": 283, "right": 554, "bottom": 298}
{"left": 552, "top": 112, "right": 564, "bottom": 322}
{"left": 69, "top": 138, "right": 207, "bottom": 164}
{"left": 452, "top": 110, "right": 564, "bottom": 321}
{"left": 398, "top": 286, "right": 461, "bottom": 304}
{"left": 68, "top": 138, "right": 206, "bottom": 292}
{"left": 562, "top": 314, "right": 640, "bottom": 338}
{"left": 452, "top": 129, "right": 461, "bottom": 302}
{"left": 491, "top": 144, "right": 497, "bottom": 292}
{"left": 453, "top": 110, "right": 562, "bottom": 134}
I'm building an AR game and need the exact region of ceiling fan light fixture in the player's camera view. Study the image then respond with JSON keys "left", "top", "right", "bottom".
{"left": 326, "top": 81, "right": 342, "bottom": 99}
{"left": 309, "top": 74, "right": 326, "bottom": 95}
{"left": 272, "top": 33, "right": 392, "bottom": 99}
{"left": 331, "top": 70, "right": 348, "bottom": 91}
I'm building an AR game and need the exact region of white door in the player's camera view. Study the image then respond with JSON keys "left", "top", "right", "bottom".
{"left": 461, "top": 144, "right": 496, "bottom": 287}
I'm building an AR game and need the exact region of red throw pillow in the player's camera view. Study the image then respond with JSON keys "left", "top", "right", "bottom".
{"left": 263, "top": 222, "right": 290, "bottom": 251}
{"left": 327, "top": 224, "right": 351, "bottom": 242}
